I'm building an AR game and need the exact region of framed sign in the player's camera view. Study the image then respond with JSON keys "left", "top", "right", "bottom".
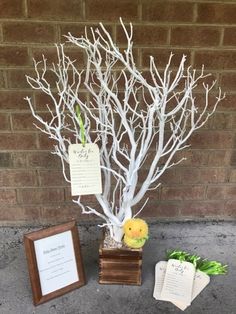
{"left": 24, "top": 220, "right": 85, "bottom": 305}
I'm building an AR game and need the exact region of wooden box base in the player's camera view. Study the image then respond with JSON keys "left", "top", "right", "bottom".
{"left": 99, "top": 244, "right": 142, "bottom": 285}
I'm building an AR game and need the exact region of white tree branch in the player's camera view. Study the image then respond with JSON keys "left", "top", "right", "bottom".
{"left": 26, "top": 20, "right": 225, "bottom": 242}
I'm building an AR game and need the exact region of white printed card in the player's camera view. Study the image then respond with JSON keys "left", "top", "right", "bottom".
{"left": 160, "top": 259, "right": 195, "bottom": 306}
{"left": 69, "top": 143, "right": 102, "bottom": 196}
{"left": 34, "top": 231, "right": 79, "bottom": 295}
{"left": 153, "top": 260, "right": 210, "bottom": 311}
{"left": 153, "top": 261, "right": 188, "bottom": 310}
{"left": 170, "top": 270, "right": 210, "bottom": 311}
{"left": 153, "top": 261, "right": 168, "bottom": 300}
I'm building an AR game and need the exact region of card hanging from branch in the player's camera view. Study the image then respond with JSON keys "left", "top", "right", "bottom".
{"left": 69, "top": 105, "right": 102, "bottom": 196}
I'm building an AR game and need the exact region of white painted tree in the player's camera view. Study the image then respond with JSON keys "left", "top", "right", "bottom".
{"left": 25, "top": 20, "right": 224, "bottom": 243}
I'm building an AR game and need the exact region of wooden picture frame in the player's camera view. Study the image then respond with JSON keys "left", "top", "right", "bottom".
{"left": 24, "top": 220, "right": 86, "bottom": 305}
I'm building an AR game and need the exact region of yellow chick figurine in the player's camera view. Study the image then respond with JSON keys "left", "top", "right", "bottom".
{"left": 123, "top": 218, "right": 149, "bottom": 249}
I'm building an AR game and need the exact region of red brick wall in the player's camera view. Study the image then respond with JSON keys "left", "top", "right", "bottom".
{"left": 0, "top": 0, "right": 236, "bottom": 225}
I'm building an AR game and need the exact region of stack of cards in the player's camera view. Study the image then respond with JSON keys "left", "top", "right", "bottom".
{"left": 153, "top": 259, "right": 210, "bottom": 311}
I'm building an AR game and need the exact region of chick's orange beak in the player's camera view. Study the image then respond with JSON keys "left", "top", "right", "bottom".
{"left": 131, "top": 230, "right": 141, "bottom": 238}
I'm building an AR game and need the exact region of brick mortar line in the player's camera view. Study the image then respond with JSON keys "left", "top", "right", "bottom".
{"left": 57, "top": 27, "right": 64, "bottom": 43}
{"left": 140, "top": 46, "right": 236, "bottom": 50}
{"left": 3, "top": 69, "right": 8, "bottom": 88}
{"left": 14, "top": 186, "right": 66, "bottom": 190}
{"left": 219, "top": 27, "right": 225, "bottom": 46}
{"left": 137, "top": 47, "right": 141, "bottom": 68}
{"left": 0, "top": 111, "right": 32, "bottom": 113}
{"left": 0, "top": 184, "right": 229, "bottom": 189}
{"left": 2, "top": 68, "right": 236, "bottom": 75}
{"left": 167, "top": 27, "right": 171, "bottom": 45}
{"left": 63, "top": 187, "right": 67, "bottom": 201}
{"left": 5, "top": 44, "right": 235, "bottom": 50}
{"left": 34, "top": 132, "right": 39, "bottom": 149}
{"left": 57, "top": 110, "right": 236, "bottom": 116}
{"left": 0, "top": 148, "right": 232, "bottom": 152}
{"left": 4, "top": 128, "right": 236, "bottom": 133}
{"left": 1, "top": 217, "right": 235, "bottom": 225}
{"left": 9, "top": 113, "right": 14, "bottom": 132}
{"left": 10, "top": 188, "right": 232, "bottom": 193}
{"left": 23, "top": 0, "right": 28, "bottom": 18}
{"left": 0, "top": 166, "right": 232, "bottom": 170}
{"left": 0, "top": 24, "right": 2, "bottom": 43}
{"left": 139, "top": 0, "right": 236, "bottom": 2}
{"left": 0, "top": 66, "right": 35, "bottom": 70}
{"left": 15, "top": 201, "right": 68, "bottom": 205}
{"left": 0, "top": 177, "right": 230, "bottom": 183}
{"left": 1, "top": 189, "right": 233, "bottom": 194}
{"left": 1, "top": 19, "right": 236, "bottom": 27}
{"left": 35, "top": 168, "right": 40, "bottom": 186}
{"left": 0, "top": 19, "right": 116, "bottom": 25}
{"left": 190, "top": 50, "right": 195, "bottom": 65}
{"left": 2, "top": 71, "right": 236, "bottom": 79}
{"left": 1, "top": 127, "right": 236, "bottom": 133}
{"left": 138, "top": 0, "right": 142, "bottom": 21}
{"left": 15, "top": 189, "right": 20, "bottom": 204}
{"left": 1, "top": 168, "right": 64, "bottom": 171}
{"left": 140, "top": 0, "right": 236, "bottom": 3}
{"left": 0, "top": 201, "right": 230, "bottom": 206}
{"left": 113, "top": 23, "right": 117, "bottom": 43}
{"left": 0, "top": 150, "right": 51, "bottom": 153}
{"left": 0, "top": 84, "right": 236, "bottom": 91}
{"left": 55, "top": 24, "right": 60, "bottom": 43}
{"left": 0, "top": 168, "right": 233, "bottom": 173}
{"left": 2, "top": 43, "right": 236, "bottom": 51}
{"left": 12, "top": 192, "right": 229, "bottom": 198}
{"left": 11, "top": 200, "right": 228, "bottom": 205}
{"left": 0, "top": 43, "right": 58, "bottom": 48}
{"left": 193, "top": 3, "right": 198, "bottom": 23}
{"left": 0, "top": 101, "right": 236, "bottom": 107}
{"left": 32, "top": 91, "right": 37, "bottom": 113}
{"left": 130, "top": 68, "right": 236, "bottom": 74}
{"left": 82, "top": 0, "right": 86, "bottom": 20}
{"left": 0, "top": 159, "right": 233, "bottom": 167}
{"left": 0, "top": 90, "right": 233, "bottom": 96}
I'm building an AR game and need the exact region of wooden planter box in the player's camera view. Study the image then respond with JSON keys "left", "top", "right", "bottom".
{"left": 99, "top": 243, "right": 142, "bottom": 285}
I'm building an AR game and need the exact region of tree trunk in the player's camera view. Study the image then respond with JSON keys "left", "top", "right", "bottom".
{"left": 112, "top": 225, "right": 124, "bottom": 243}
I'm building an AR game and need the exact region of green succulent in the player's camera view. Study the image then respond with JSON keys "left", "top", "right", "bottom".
{"left": 166, "top": 249, "right": 227, "bottom": 275}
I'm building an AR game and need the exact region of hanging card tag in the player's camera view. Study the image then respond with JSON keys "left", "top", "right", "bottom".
{"left": 69, "top": 143, "right": 102, "bottom": 196}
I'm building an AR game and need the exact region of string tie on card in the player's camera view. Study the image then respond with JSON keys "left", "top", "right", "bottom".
{"left": 76, "top": 105, "right": 86, "bottom": 147}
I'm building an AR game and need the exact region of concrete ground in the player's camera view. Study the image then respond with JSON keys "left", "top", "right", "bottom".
{"left": 0, "top": 221, "right": 235, "bottom": 314}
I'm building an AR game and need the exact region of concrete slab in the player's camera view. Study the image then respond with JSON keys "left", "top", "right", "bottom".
{"left": 0, "top": 221, "right": 235, "bottom": 314}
